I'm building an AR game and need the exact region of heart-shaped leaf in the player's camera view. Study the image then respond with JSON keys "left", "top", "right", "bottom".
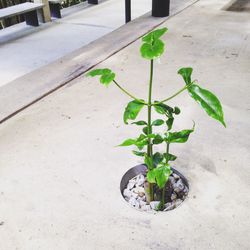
{"left": 140, "top": 39, "right": 165, "bottom": 60}
{"left": 140, "top": 28, "right": 167, "bottom": 60}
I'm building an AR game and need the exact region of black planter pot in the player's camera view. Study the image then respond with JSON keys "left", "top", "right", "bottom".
{"left": 152, "top": 0, "right": 170, "bottom": 17}
{"left": 120, "top": 164, "right": 189, "bottom": 205}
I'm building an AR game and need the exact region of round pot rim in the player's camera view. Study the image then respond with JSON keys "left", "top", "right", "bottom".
{"left": 120, "top": 164, "right": 189, "bottom": 213}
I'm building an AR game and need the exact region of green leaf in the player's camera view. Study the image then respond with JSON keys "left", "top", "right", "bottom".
{"left": 147, "top": 170, "right": 156, "bottom": 184}
{"left": 166, "top": 117, "right": 174, "bottom": 131}
{"left": 154, "top": 164, "right": 171, "bottom": 189}
{"left": 87, "top": 69, "right": 103, "bottom": 76}
{"left": 188, "top": 84, "right": 226, "bottom": 127}
{"left": 142, "top": 28, "right": 168, "bottom": 43}
{"left": 119, "top": 138, "right": 136, "bottom": 146}
{"left": 174, "top": 107, "right": 181, "bottom": 115}
{"left": 147, "top": 133, "right": 156, "bottom": 139}
{"left": 140, "top": 28, "right": 167, "bottom": 60}
{"left": 140, "top": 39, "right": 165, "bottom": 60}
{"left": 137, "top": 134, "right": 147, "bottom": 141}
{"left": 153, "top": 152, "right": 164, "bottom": 167}
{"left": 152, "top": 119, "right": 164, "bottom": 126}
{"left": 143, "top": 126, "right": 148, "bottom": 135}
{"left": 87, "top": 68, "right": 115, "bottom": 86}
{"left": 163, "top": 153, "right": 177, "bottom": 162}
{"left": 178, "top": 67, "right": 193, "bottom": 85}
{"left": 123, "top": 100, "right": 145, "bottom": 124}
{"left": 154, "top": 102, "right": 174, "bottom": 115}
{"left": 166, "top": 124, "right": 195, "bottom": 143}
{"left": 152, "top": 134, "right": 164, "bottom": 145}
{"left": 147, "top": 163, "right": 171, "bottom": 189}
{"left": 144, "top": 155, "right": 154, "bottom": 170}
{"left": 135, "top": 134, "right": 148, "bottom": 150}
{"left": 135, "top": 140, "right": 148, "bottom": 150}
{"left": 178, "top": 67, "right": 226, "bottom": 127}
{"left": 101, "top": 73, "right": 115, "bottom": 85}
{"left": 132, "top": 120, "right": 147, "bottom": 126}
{"left": 132, "top": 150, "right": 145, "bottom": 157}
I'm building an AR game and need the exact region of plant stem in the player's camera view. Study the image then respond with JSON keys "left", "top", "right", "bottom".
{"left": 161, "top": 185, "right": 166, "bottom": 210}
{"left": 166, "top": 142, "right": 170, "bottom": 163}
{"left": 160, "top": 142, "right": 170, "bottom": 210}
{"left": 147, "top": 60, "right": 154, "bottom": 159}
{"left": 158, "top": 84, "right": 191, "bottom": 104}
{"left": 147, "top": 59, "right": 154, "bottom": 202}
{"left": 113, "top": 80, "right": 146, "bottom": 104}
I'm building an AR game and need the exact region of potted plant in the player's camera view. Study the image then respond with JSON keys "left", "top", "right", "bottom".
{"left": 87, "top": 27, "right": 226, "bottom": 211}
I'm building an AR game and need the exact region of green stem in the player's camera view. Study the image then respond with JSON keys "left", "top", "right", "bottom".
{"left": 147, "top": 59, "right": 154, "bottom": 202}
{"left": 158, "top": 83, "right": 192, "bottom": 104}
{"left": 147, "top": 59, "right": 154, "bottom": 162}
{"left": 161, "top": 185, "right": 166, "bottom": 210}
{"left": 166, "top": 142, "right": 170, "bottom": 164}
{"left": 113, "top": 80, "right": 146, "bottom": 104}
{"left": 160, "top": 142, "right": 170, "bottom": 210}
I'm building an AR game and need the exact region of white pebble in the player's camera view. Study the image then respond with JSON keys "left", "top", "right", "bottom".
{"left": 172, "top": 173, "right": 180, "bottom": 180}
{"left": 150, "top": 201, "right": 160, "bottom": 210}
{"left": 136, "top": 174, "right": 145, "bottom": 186}
{"left": 123, "top": 188, "right": 132, "bottom": 198}
{"left": 164, "top": 202, "right": 175, "bottom": 211}
{"left": 171, "top": 192, "right": 177, "bottom": 201}
{"left": 173, "top": 179, "right": 185, "bottom": 193}
{"left": 127, "top": 180, "right": 136, "bottom": 190}
{"left": 129, "top": 197, "right": 137, "bottom": 207}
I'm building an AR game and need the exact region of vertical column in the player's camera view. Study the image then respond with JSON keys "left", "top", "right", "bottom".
{"left": 125, "top": 0, "right": 131, "bottom": 23}
{"left": 152, "top": 0, "right": 170, "bottom": 17}
{"left": 24, "top": 10, "right": 39, "bottom": 26}
{"left": 34, "top": 0, "right": 51, "bottom": 22}
{"left": 49, "top": 2, "right": 62, "bottom": 18}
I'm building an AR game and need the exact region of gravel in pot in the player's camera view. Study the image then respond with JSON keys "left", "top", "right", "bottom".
{"left": 120, "top": 165, "right": 189, "bottom": 212}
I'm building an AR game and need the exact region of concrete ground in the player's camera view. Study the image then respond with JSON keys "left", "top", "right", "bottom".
{"left": 0, "top": 0, "right": 152, "bottom": 87}
{"left": 0, "top": 0, "right": 250, "bottom": 249}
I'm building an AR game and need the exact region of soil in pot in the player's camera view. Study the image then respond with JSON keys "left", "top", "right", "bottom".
{"left": 121, "top": 165, "right": 189, "bottom": 212}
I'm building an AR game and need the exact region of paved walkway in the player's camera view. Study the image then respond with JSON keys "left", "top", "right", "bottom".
{"left": 0, "top": 0, "right": 152, "bottom": 87}
{"left": 0, "top": 0, "right": 249, "bottom": 249}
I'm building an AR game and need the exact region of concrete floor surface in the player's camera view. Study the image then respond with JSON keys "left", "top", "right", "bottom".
{"left": 0, "top": 0, "right": 249, "bottom": 249}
